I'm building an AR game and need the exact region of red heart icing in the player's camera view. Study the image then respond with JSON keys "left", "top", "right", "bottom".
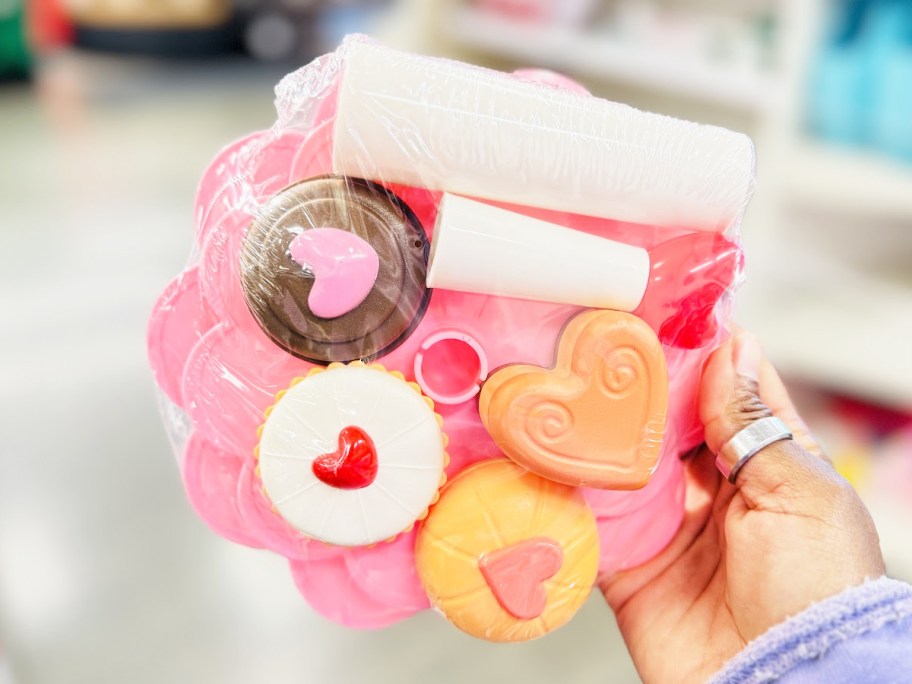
{"left": 312, "top": 426, "right": 378, "bottom": 490}
{"left": 478, "top": 537, "right": 564, "bottom": 620}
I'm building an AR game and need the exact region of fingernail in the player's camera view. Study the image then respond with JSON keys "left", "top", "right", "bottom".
{"left": 733, "top": 332, "right": 763, "bottom": 382}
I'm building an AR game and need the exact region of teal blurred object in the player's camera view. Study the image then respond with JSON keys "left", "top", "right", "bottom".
{"left": 807, "top": 43, "right": 869, "bottom": 144}
{"left": 870, "top": 53, "right": 912, "bottom": 162}
{"left": 806, "top": 0, "right": 871, "bottom": 145}
{"left": 866, "top": 1, "right": 912, "bottom": 162}
{"left": 0, "top": 0, "right": 30, "bottom": 79}
{"left": 807, "top": 0, "right": 912, "bottom": 163}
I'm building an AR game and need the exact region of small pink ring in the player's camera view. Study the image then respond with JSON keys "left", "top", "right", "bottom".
{"left": 413, "top": 330, "right": 489, "bottom": 405}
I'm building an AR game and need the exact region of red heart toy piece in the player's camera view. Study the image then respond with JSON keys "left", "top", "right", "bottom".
{"left": 478, "top": 537, "right": 564, "bottom": 620}
{"left": 312, "top": 426, "right": 379, "bottom": 490}
{"left": 636, "top": 232, "right": 743, "bottom": 349}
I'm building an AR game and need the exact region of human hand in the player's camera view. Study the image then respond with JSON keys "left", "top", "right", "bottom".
{"left": 600, "top": 330, "right": 885, "bottom": 683}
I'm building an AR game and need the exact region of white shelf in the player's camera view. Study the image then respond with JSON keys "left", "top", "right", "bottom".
{"left": 783, "top": 141, "right": 912, "bottom": 220}
{"left": 740, "top": 273, "right": 912, "bottom": 408}
{"left": 751, "top": 141, "right": 912, "bottom": 402}
{"left": 443, "top": 7, "right": 780, "bottom": 113}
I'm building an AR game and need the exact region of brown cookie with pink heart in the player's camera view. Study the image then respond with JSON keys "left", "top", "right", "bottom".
{"left": 240, "top": 175, "right": 430, "bottom": 364}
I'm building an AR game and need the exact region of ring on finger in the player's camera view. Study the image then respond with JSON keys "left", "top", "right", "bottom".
{"left": 716, "top": 416, "right": 794, "bottom": 484}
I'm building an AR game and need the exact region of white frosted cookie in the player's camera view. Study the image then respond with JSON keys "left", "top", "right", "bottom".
{"left": 257, "top": 363, "right": 447, "bottom": 547}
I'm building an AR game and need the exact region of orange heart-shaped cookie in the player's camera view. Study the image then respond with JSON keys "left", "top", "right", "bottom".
{"left": 479, "top": 310, "right": 667, "bottom": 489}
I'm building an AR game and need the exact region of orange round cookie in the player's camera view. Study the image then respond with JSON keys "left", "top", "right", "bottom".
{"left": 415, "top": 459, "right": 599, "bottom": 642}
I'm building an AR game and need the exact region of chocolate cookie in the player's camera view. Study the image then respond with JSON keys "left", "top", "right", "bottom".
{"left": 240, "top": 176, "right": 430, "bottom": 364}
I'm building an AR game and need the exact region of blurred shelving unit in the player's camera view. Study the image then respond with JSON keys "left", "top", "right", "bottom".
{"left": 440, "top": 6, "right": 778, "bottom": 112}
{"left": 382, "top": 0, "right": 912, "bottom": 409}
{"left": 782, "top": 139, "right": 912, "bottom": 221}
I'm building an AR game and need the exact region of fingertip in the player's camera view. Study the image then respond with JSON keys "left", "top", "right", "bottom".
{"left": 700, "top": 332, "right": 774, "bottom": 454}
{"left": 699, "top": 336, "right": 736, "bottom": 426}
{"left": 733, "top": 331, "right": 762, "bottom": 383}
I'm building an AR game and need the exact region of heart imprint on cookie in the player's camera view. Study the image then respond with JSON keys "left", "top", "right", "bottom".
{"left": 479, "top": 309, "right": 668, "bottom": 490}
{"left": 312, "top": 425, "right": 379, "bottom": 489}
{"left": 289, "top": 227, "right": 380, "bottom": 319}
{"left": 478, "top": 537, "right": 564, "bottom": 620}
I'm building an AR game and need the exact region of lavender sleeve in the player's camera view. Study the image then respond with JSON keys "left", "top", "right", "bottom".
{"left": 709, "top": 577, "right": 912, "bottom": 684}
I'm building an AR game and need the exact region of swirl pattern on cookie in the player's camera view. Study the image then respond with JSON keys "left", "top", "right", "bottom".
{"left": 479, "top": 310, "right": 668, "bottom": 489}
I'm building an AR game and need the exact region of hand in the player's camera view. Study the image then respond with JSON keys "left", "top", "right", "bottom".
{"left": 600, "top": 330, "right": 886, "bottom": 683}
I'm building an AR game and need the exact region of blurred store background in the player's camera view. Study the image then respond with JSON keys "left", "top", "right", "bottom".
{"left": 1, "top": 1, "right": 910, "bottom": 682}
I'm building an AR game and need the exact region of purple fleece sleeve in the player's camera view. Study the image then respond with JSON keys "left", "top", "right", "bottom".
{"left": 709, "top": 577, "right": 912, "bottom": 684}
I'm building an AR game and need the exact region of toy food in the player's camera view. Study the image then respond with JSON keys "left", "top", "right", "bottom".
{"left": 240, "top": 176, "right": 430, "bottom": 363}
{"left": 148, "top": 35, "right": 753, "bottom": 642}
{"left": 256, "top": 363, "right": 447, "bottom": 546}
{"left": 479, "top": 309, "right": 668, "bottom": 489}
{"left": 416, "top": 459, "right": 599, "bottom": 642}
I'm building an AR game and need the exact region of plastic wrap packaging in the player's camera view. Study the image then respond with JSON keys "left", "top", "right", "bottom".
{"left": 147, "top": 35, "right": 754, "bottom": 643}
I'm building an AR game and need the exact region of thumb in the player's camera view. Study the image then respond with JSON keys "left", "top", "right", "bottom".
{"left": 700, "top": 331, "right": 838, "bottom": 504}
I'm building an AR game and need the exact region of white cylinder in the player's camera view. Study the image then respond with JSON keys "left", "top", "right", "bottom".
{"left": 332, "top": 41, "right": 755, "bottom": 232}
{"left": 427, "top": 194, "right": 650, "bottom": 311}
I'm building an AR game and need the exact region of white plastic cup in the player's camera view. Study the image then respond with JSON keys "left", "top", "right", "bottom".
{"left": 427, "top": 194, "right": 650, "bottom": 311}
{"left": 333, "top": 40, "right": 755, "bottom": 232}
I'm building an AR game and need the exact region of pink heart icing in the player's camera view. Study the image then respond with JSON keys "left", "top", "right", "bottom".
{"left": 289, "top": 227, "right": 379, "bottom": 319}
{"left": 478, "top": 537, "right": 564, "bottom": 620}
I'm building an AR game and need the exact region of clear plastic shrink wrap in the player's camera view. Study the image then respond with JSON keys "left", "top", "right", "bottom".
{"left": 147, "top": 35, "right": 754, "bottom": 642}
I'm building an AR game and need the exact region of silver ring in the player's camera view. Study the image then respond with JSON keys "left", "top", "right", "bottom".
{"left": 716, "top": 416, "right": 793, "bottom": 484}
